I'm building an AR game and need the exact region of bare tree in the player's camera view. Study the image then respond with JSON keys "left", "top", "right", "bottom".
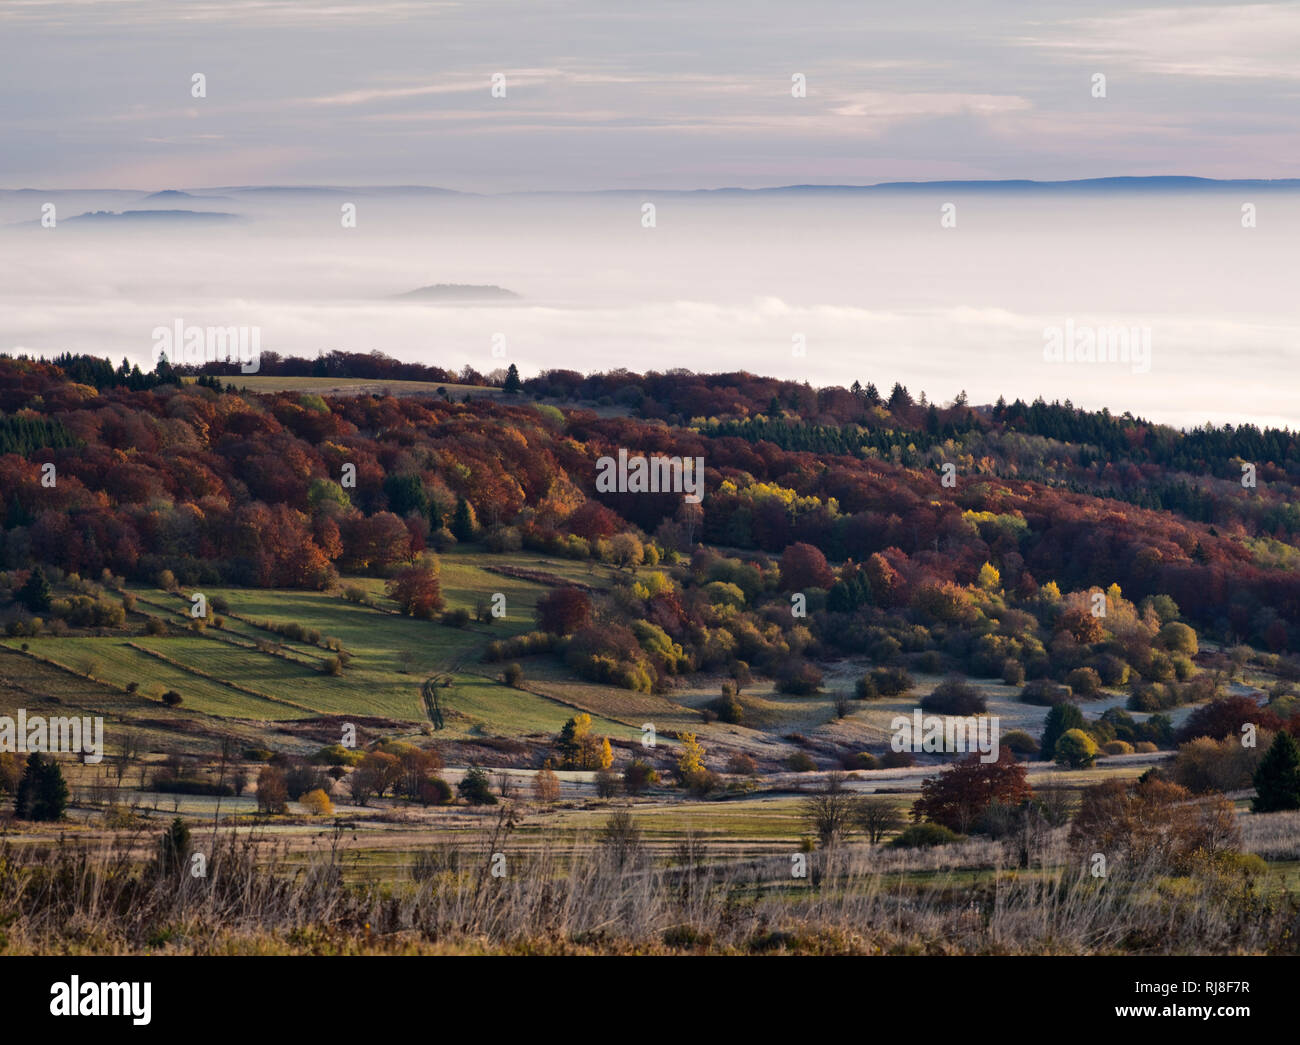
{"left": 599, "top": 808, "right": 643, "bottom": 869}
{"left": 801, "top": 772, "right": 855, "bottom": 848}
{"left": 495, "top": 769, "right": 516, "bottom": 801}
{"left": 115, "top": 730, "right": 142, "bottom": 788}
{"left": 857, "top": 797, "right": 904, "bottom": 844}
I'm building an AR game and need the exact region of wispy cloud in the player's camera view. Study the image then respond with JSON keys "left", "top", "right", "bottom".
{"left": 1016, "top": 3, "right": 1300, "bottom": 80}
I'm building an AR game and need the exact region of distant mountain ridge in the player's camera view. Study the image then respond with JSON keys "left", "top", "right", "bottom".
{"left": 7, "top": 176, "right": 1298, "bottom": 197}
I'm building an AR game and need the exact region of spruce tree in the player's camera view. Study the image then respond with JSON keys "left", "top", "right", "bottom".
{"left": 1252, "top": 731, "right": 1300, "bottom": 812}
{"left": 15, "top": 753, "right": 69, "bottom": 821}
{"left": 17, "top": 565, "right": 52, "bottom": 612}
{"left": 503, "top": 363, "right": 522, "bottom": 393}
{"left": 1040, "top": 702, "right": 1084, "bottom": 763}
{"left": 451, "top": 497, "right": 476, "bottom": 542}
{"left": 156, "top": 816, "right": 193, "bottom": 876}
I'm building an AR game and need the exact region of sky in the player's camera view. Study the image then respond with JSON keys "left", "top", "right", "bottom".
{"left": 1, "top": 2, "right": 1297, "bottom": 431}
{"left": 3, "top": 1, "right": 1300, "bottom": 191}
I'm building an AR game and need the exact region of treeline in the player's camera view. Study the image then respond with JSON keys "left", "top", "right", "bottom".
{"left": 0, "top": 415, "right": 80, "bottom": 457}
{"left": 0, "top": 354, "right": 1298, "bottom": 649}
{"left": 187, "top": 349, "right": 498, "bottom": 387}
{"left": 994, "top": 396, "right": 1300, "bottom": 478}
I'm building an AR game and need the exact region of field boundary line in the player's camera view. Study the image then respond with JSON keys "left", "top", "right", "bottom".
{"left": 126, "top": 641, "right": 323, "bottom": 715}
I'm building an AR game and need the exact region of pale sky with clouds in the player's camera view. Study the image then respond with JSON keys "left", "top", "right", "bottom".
{"left": 3, "top": 1, "right": 1299, "bottom": 190}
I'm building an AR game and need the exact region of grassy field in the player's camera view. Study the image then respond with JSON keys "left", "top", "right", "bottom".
{"left": 1, "top": 544, "right": 1215, "bottom": 757}
{"left": 197, "top": 376, "right": 509, "bottom": 399}
{"left": 3, "top": 551, "right": 642, "bottom": 742}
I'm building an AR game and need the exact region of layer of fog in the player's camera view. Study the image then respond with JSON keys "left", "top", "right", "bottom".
{"left": 1, "top": 188, "right": 1295, "bottom": 429}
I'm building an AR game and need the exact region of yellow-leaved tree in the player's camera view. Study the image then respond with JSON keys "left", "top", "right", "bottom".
{"left": 300, "top": 788, "right": 333, "bottom": 816}
{"left": 676, "top": 732, "right": 705, "bottom": 783}
{"left": 977, "top": 561, "right": 1000, "bottom": 591}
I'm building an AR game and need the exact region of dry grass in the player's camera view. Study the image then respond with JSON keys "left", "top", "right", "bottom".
{"left": 1241, "top": 810, "right": 1300, "bottom": 861}
{"left": 2, "top": 813, "right": 1294, "bottom": 955}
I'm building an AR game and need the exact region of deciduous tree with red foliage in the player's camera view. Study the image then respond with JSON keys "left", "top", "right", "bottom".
{"left": 912, "top": 748, "right": 1032, "bottom": 833}
{"left": 386, "top": 564, "right": 443, "bottom": 619}
{"left": 780, "top": 542, "right": 834, "bottom": 591}
{"left": 567, "top": 500, "right": 621, "bottom": 540}
{"left": 536, "top": 586, "right": 592, "bottom": 635}
{"left": 1175, "top": 695, "right": 1284, "bottom": 745}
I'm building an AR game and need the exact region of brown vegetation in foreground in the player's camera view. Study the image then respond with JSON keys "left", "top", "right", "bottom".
{"left": 1, "top": 813, "right": 1295, "bottom": 956}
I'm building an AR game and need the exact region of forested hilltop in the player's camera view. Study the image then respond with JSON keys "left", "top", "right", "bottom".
{"left": 1, "top": 352, "right": 1298, "bottom": 702}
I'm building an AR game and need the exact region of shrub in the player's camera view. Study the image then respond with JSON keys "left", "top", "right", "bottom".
{"left": 419, "top": 776, "right": 454, "bottom": 806}
{"left": 0, "top": 752, "right": 22, "bottom": 795}
{"left": 322, "top": 656, "right": 342, "bottom": 676}
{"left": 1173, "top": 734, "right": 1268, "bottom": 794}
{"left": 712, "top": 690, "right": 744, "bottom": 724}
{"left": 531, "top": 768, "right": 560, "bottom": 804}
{"left": 1159, "top": 621, "right": 1199, "bottom": 656}
{"left": 917, "top": 650, "right": 942, "bottom": 674}
{"left": 161, "top": 690, "right": 183, "bottom": 707}
{"left": 920, "top": 678, "right": 987, "bottom": 716}
{"left": 151, "top": 776, "right": 234, "bottom": 797}
{"left": 1001, "top": 659, "right": 1025, "bottom": 686}
{"left": 726, "top": 752, "right": 758, "bottom": 775}
{"left": 457, "top": 765, "right": 497, "bottom": 805}
{"left": 685, "top": 768, "right": 721, "bottom": 796}
{"left": 1066, "top": 667, "right": 1103, "bottom": 697}
{"left": 484, "top": 630, "right": 556, "bottom": 662}
{"left": 854, "top": 675, "right": 879, "bottom": 700}
{"left": 871, "top": 666, "right": 914, "bottom": 696}
{"left": 1070, "top": 776, "right": 1239, "bottom": 874}
{"left": 1102, "top": 740, "right": 1135, "bottom": 756}
{"left": 1090, "top": 653, "right": 1130, "bottom": 686}
{"left": 623, "top": 759, "right": 659, "bottom": 795}
{"left": 842, "top": 751, "right": 879, "bottom": 771}
{"left": 502, "top": 662, "right": 524, "bottom": 688}
{"left": 880, "top": 750, "right": 915, "bottom": 769}
{"left": 776, "top": 659, "right": 823, "bottom": 695}
{"left": 443, "top": 608, "right": 471, "bottom": 628}
{"left": 891, "top": 823, "right": 963, "bottom": 848}
{"left": 785, "top": 751, "right": 817, "bottom": 772}
{"left": 313, "top": 743, "right": 364, "bottom": 767}
{"left": 1001, "top": 730, "right": 1039, "bottom": 757}
{"left": 1054, "top": 728, "right": 1099, "bottom": 768}
{"left": 594, "top": 768, "right": 621, "bottom": 798}
{"left": 1135, "top": 741, "right": 1158, "bottom": 753}
{"left": 1020, "top": 679, "right": 1072, "bottom": 706}
{"left": 300, "top": 788, "right": 334, "bottom": 815}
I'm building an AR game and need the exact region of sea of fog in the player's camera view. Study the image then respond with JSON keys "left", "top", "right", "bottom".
{"left": 1, "top": 185, "right": 1296, "bottom": 429}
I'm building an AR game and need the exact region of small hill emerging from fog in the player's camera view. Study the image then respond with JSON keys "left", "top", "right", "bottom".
{"left": 67, "top": 209, "right": 238, "bottom": 223}
{"left": 393, "top": 283, "right": 519, "bottom": 302}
